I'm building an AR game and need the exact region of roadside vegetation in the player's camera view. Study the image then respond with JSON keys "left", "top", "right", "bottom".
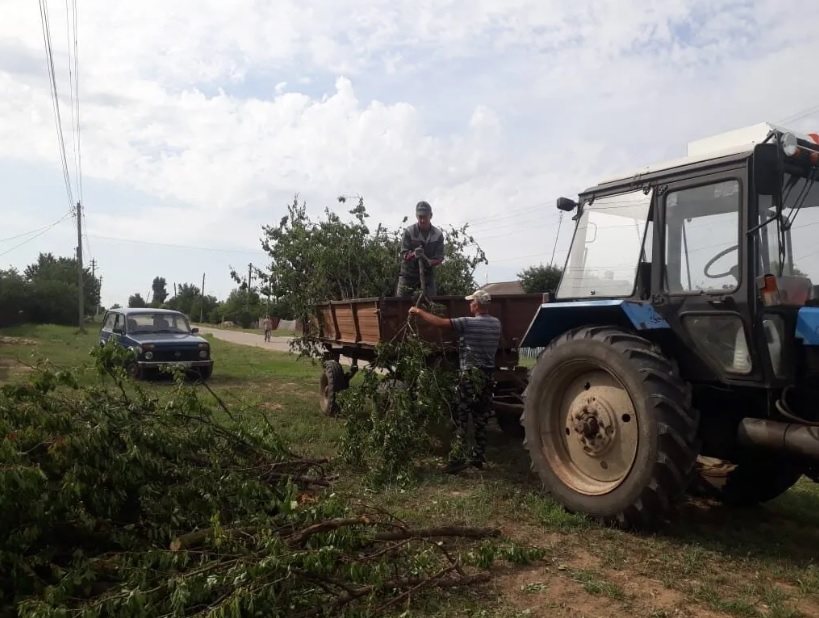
{"left": 3, "top": 325, "right": 819, "bottom": 617}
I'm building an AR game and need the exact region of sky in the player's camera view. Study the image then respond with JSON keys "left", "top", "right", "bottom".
{"left": 2, "top": 0, "right": 819, "bottom": 309}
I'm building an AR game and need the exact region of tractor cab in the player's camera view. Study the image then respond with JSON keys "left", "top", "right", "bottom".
{"left": 529, "top": 123, "right": 819, "bottom": 391}
{"left": 520, "top": 123, "right": 819, "bottom": 529}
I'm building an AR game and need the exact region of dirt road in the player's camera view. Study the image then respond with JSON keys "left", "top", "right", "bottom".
{"left": 195, "top": 325, "right": 361, "bottom": 367}
{"left": 194, "top": 326, "right": 293, "bottom": 353}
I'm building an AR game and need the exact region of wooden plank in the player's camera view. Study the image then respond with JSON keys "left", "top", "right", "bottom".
{"left": 329, "top": 305, "right": 341, "bottom": 341}
{"left": 357, "top": 302, "right": 380, "bottom": 345}
{"left": 351, "top": 302, "right": 361, "bottom": 343}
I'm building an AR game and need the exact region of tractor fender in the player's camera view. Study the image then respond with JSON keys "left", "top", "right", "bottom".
{"left": 519, "top": 300, "right": 670, "bottom": 349}
{"left": 796, "top": 306, "right": 819, "bottom": 346}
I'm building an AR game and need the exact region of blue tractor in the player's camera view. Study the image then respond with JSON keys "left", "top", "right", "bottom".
{"left": 519, "top": 123, "right": 819, "bottom": 528}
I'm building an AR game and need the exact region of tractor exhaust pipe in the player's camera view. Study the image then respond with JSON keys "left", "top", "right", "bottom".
{"left": 738, "top": 418, "right": 819, "bottom": 461}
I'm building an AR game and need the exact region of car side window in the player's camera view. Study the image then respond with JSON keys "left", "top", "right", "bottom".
{"left": 113, "top": 314, "right": 124, "bottom": 332}
{"left": 103, "top": 313, "right": 116, "bottom": 331}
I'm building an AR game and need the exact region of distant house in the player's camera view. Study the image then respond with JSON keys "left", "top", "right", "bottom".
{"left": 479, "top": 281, "right": 525, "bottom": 295}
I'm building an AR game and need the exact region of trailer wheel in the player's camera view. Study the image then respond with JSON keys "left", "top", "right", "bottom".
{"left": 696, "top": 454, "right": 803, "bottom": 506}
{"left": 495, "top": 411, "right": 525, "bottom": 439}
{"left": 522, "top": 326, "right": 699, "bottom": 529}
{"left": 320, "top": 360, "right": 347, "bottom": 417}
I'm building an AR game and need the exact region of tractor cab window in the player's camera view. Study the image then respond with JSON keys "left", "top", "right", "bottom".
{"left": 664, "top": 180, "right": 741, "bottom": 294}
{"left": 757, "top": 172, "right": 819, "bottom": 304}
{"left": 556, "top": 189, "right": 653, "bottom": 299}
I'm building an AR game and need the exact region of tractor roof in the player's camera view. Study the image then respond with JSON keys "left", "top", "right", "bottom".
{"left": 590, "top": 122, "right": 818, "bottom": 193}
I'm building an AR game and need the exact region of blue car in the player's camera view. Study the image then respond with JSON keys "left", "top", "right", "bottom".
{"left": 99, "top": 308, "right": 214, "bottom": 380}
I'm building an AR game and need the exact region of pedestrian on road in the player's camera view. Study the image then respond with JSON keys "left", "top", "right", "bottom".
{"left": 263, "top": 315, "right": 272, "bottom": 342}
{"left": 408, "top": 288, "right": 501, "bottom": 473}
{"left": 396, "top": 201, "right": 445, "bottom": 298}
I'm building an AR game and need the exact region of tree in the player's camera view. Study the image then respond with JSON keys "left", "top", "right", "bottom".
{"left": 151, "top": 277, "right": 168, "bottom": 306}
{"left": 0, "top": 269, "right": 29, "bottom": 327}
{"left": 189, "top": 294, "right": 221, "bottom": 325}
{"left": 517, "top": 263, "right": 564, "bottom": 294}
{"left": 220, "top": 288, "right": 262, "bottom": 328}
{"left": 254, "top": 195, "right": 486, "bottom": 324}
{"left": 23, "top": 252, "right": 100, "bottom": 317}
{"left": 165, "top": 283, "right": 201, "bottom": 316}
{"left": 128, "top": 293, "right": 148, "bottom": 308}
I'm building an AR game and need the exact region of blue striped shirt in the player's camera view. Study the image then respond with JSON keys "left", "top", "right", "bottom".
{"left": 450, "top": 314, "right": 501, "bottom": 370}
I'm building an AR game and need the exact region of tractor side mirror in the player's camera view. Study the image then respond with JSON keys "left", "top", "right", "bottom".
{"left": 557, "top": 197, "right": 578, "bottom": 211}
{"left": 753, "top": 143, "right": 784, "bottom": 196}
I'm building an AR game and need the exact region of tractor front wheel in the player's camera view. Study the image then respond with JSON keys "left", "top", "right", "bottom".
{"left": 522, "top": 326, "right": 699, "bottom": 529}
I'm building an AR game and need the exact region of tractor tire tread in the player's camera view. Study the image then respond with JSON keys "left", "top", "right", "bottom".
{"left": 522, "top": 325, "right": 698, "bottom": 530}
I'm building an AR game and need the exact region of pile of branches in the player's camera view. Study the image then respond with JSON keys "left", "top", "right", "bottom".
{"left": 1, "top": 344, "right": 542, "bottom": 617}
{"left": 338, "top": 298, "right": 487, "bottom": 487}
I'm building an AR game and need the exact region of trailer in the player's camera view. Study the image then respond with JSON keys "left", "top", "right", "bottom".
{"left": 312, "top": 293, "right": 544, "bottom": 436}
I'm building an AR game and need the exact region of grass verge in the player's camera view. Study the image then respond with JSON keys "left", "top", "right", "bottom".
{"left": 2, "top": 324, "right": 819, "bottom": 618}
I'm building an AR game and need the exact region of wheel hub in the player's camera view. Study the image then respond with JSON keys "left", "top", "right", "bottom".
{"left": 539, "top": 369, "right": 640, "bottom": 495}
{"left": 569, "top": 397, "right": 617, "bottom": 457}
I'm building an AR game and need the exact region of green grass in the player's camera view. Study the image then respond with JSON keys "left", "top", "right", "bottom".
{"left": 4, "top": 323, "right": 819, "bottom": 618}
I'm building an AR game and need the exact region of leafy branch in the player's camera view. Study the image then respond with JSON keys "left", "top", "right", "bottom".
{"left": 1, "top": 342, "right": 543, "bottom": 618}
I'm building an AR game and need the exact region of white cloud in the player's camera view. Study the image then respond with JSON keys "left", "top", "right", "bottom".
{"left": 2, "top": 0, "right": 819, "bottom": 306}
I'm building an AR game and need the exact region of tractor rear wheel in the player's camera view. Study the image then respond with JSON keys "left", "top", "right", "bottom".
{"left": 522, "top": 326, "right": 699, "bottom": 529}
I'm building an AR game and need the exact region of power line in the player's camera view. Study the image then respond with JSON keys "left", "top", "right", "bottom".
{"left": 71, "top": 0, "right": 83, "bottom": 204}
{"left": 0, "top": 213, "right": 73, "bottom": 259}
{"left": 777, "top": 103, "right": 819, "bottom": 127}
{"left": 0, "top": 223, "right": 60, "bottom": 244}
{"left": 86, "top": 233, "right": 269, "bottom": 256}
{"left": 38, "top": 0, "right": 75, "bottom": 213}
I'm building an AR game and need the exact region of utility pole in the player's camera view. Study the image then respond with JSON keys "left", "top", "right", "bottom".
{"left": 246, "top": 263, "right": 252, "bottom": 310}
{"left": 76, "top": 201, "right": 85, "bottom": 332}
{"left": 90, "top": 258, "right": 98, "bottom": 318}
{"left": 200, "top": 272, "right": 205, "bottom": 323}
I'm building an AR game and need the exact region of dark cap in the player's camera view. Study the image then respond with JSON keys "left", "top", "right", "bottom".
{"left": 416, "top": 201, "right": 432, "bottom": 215}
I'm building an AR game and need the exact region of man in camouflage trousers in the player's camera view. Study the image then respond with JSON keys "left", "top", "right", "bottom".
{"left": 396, "top": 200, "right": 445, "bottom": 298}
{"left": 408, "top": 288, "right": 501, "bottom": 472}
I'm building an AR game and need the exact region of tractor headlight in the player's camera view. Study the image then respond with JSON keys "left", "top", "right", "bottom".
{"left": 782, "top": 132, "right": 798, "bottom": 157}
{"left": 144, "top": 351, "right": 154, "bottom": 360}
{"left": 199, "top": 350, "right": 208, "bottom": 359}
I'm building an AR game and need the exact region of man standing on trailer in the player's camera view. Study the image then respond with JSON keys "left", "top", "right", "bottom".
{"left": 396, "top": 200, "right": 445, "bottom": 298}
{"left": 408, "top": 289, "right": 501, "bottom": 472}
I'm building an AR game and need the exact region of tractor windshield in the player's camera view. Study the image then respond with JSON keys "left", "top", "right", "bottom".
{"left": 557, "top": 188, "right": 653, "bottom": 299}
{"left": 757, "top": 170, "right": 819, "bottom": 304}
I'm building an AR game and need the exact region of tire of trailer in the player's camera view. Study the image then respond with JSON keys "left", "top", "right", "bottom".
{"left": 522, "top": 325, "right": 699, "bottom": 529}
{"left": 319, "top": 360, "right": 347, "bottom": 417}
{"left": 495, "top": 410, "right": 525, "bottom": 439}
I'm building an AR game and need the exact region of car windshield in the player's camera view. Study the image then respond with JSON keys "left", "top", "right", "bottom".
{"left": 757, "top": 170, "right": 819, "bottom": 304}
{"left": 127, "top": 313, "right": 191, "bottom": 334}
